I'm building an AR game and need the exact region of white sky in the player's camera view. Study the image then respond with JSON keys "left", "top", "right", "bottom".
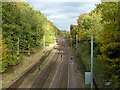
{"left": 21, "top": 0, "right": 100, "bottom": 2}
{"left": 21, "top": 0, "right": 101, "bottom": 31}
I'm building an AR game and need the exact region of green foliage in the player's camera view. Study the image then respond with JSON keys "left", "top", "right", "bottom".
{"left": 2, "top": 2, "right": 59, "bottom": 73}
{"left": 68, "top": 2, "right": 120, "bottom": 88}
{"left": 96, "top": 2, "right": 120, "bottom": 88}
{"left": 0, "top": 39, "right": 7, "bottom": 73}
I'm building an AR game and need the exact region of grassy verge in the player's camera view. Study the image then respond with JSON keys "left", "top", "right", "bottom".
{"left": 72, "top": 44, "right": 105, "bottom": 87}
{"left": 28, "top": 50, "right": 54, "bottom": 76}
{"left": 2, "top": 43, "right": 55, "bottom": 88}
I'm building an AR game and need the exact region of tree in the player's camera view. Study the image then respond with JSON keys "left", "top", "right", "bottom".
{"left": 2, "top": 2, "right": 59, "bottom": 72}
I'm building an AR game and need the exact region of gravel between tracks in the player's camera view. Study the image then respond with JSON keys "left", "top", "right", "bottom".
{"left": 19, "top": 40, "right": 85, "bottom": 89}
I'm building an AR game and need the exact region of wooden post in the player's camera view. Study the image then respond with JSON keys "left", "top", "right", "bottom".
{"left": 17, "top": 37, "right": 19, "bottom": 60}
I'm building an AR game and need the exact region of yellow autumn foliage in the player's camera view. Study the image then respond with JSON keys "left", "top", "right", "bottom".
{"left": 78, "top": 29, "right": 82, "bottom": 41}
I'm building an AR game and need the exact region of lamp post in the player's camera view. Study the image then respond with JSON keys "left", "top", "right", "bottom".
{"left": 91, "top": 36, "right": 93, "bottom": 89}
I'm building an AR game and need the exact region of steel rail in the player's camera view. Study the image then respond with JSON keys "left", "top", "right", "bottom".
{"left": 3, "top": 49, "right": 53, "bottom": 90}
{"left": 32, "top": 45, "right": 60, "bottom": 88}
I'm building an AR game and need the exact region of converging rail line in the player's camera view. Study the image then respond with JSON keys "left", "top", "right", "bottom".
{"left": 3, "top": 49, "right": 53, "bottom": 90}
{"left": 32, "top": 39, "right": 70, "bottom": 89}
{"left": 32, "top": 50, "right": 60, "bottom": 88}
{"left": 3, "top": 39, "right": 75, "bottom": 89}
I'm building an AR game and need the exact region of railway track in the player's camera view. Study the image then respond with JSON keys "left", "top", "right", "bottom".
{"left": 50, "top": 40, "right": 69, "bottom": 88}
{"left": 32, "top": 50, "right": 60, "bottom": 88}
{"left": 43, "top": 56, "right": 62, "bottom": 88}
{"left": 3, "top": 48, "right": 54, "bottom": 90}
{"left": 4, "top": 39, "right": 73, "bottom": 89}
{"left": 48, "top": 52, "right": 64, "bottom": 88}
{"left": 57, "top": 43, "right": 68, "bottom": 88}
{"left": 32, "top": 40, "right": 70, "bottom": 89}
{"left": 3, "top": 38, "right": 95, "bottom": 89}
{"left": 32, "top": 44, "right": 62, "bottom": 88}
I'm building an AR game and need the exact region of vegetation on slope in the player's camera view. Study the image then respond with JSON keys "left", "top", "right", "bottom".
{"left": 1, "top": 2, "right": 60, "bottom": 73}
{"left": 65, "top": 2, "right": 120, "bottom": 88}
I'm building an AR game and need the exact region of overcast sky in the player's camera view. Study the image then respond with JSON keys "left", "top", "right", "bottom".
{"left": 22, "top": 0, "right": 101, "bottom": 31}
